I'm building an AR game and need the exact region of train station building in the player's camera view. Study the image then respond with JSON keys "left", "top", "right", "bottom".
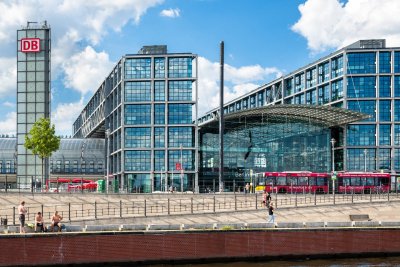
{"left": 0, "top": 22, "right": 399, "bottom": 192}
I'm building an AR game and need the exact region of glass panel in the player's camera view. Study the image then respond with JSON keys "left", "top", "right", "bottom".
{"left": 347, "top": 125, "right": 376, "bottom": 146}
{"left": 347, "top": 76, "right": 376, "bottom": 98}
{"left": 379, "top": 76, "right": 391, "bottom": 97}
{"left": 154, "top": 57, "right": 165, "bottom": 78}
{"left": 168, "top": 104, "right": 192, "bottom": 124}
{"left": 379, "top": 124, "right": 391, "bottom": 145}
{"left": 168, "top": 127, "right": 193, "bottom": 147}
{"left": 168, "top": 81, "right": 192, "bottom": 101}
{"left": 379, "top": 100, "right": 391, "bottom": 121}
{"left": 125, "top": 151, "right": 151, "bottom": 171}
{"left": 154, "top": 104, "right": 165, "bottom": 125}
{"left": 347, "top": 101, "right": 376, "bottom": 122}
{"left": 154, "top": 81, "right": 165, "bottom": 101}
{"left": 331, "top": 56, "right": 343, "bottom": 78}
{"left": 379, "top": 52, "right": 391, "bottom": 73}
{"left": 125, "top": 127, "right": 151, "bottom": 148}
{"left": 124, "top": 58, "right": 151, "bottom": 79}
{"left": 124, "top": 104, "right": 151, "bottom": 125}
{"left": 168, "top": 57, "right": 192, "bottom": 78}
{"left": 125, "top": 81, "right": 151, "bottom": 102}
{"left": 347, "top": 52, "right": 376, "bottom": 74}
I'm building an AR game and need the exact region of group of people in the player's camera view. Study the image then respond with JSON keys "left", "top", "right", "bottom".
{"left": 18, "top": 201, "right": 63, "bottom": 233}
{"left": 262, "top": 192, "right": 275, "bottom": 223}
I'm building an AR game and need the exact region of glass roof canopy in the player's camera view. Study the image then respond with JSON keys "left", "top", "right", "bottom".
{"left": 199, "top": 104, "right": 370, "bottom": 130}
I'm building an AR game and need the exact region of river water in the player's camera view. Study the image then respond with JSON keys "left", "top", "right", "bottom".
{"left": 149, "top": 256, "right": 400, "bottom": 266}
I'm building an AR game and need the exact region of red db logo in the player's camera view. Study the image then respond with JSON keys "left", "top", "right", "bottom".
{"left": 21, "top": 38, "right": 40, "bottom": 52}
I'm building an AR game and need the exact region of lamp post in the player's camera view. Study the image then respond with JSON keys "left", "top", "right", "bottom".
{"left": 330, "top": 138, "right": 336, "bottom": 196}
{"left": 363, "top": 149, "right": 367, "bottom": 172}
{"left": 105, "top": 129, "right": 110, "bottom": 194}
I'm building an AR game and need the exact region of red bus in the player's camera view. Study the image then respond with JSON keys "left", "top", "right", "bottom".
{"left": 46, "top": 178, "right": 98, "bottom": 192}
{"left": 337, "top": 172, "right": 390, "bottom": 193}
{"left": 255, "top": 171, "right": 329, "bottom": 194}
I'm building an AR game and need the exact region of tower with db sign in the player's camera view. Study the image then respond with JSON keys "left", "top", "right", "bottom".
{"left": 16, "top": 21, "right": 51, "bottom": 188}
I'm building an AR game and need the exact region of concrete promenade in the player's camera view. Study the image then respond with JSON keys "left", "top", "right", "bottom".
{"left": 1, "top": 192, "right": 400, "bottom": 227}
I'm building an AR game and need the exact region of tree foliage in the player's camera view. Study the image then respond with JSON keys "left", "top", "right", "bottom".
{"left": 25, "top": 117, "right": 60, "bottom": 159}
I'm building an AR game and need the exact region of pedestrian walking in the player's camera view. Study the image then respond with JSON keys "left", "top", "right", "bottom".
{"left": 266, "top": 192, "right": 272, "bottom": 207}
{"left": 267, "top": 202, "right": 275, "bottom": 223}
{"left": 245, "top": 183, "right": 249, "bottom": 194}
{"left": 18, "top": 201, "right": 27, "bottom": 233}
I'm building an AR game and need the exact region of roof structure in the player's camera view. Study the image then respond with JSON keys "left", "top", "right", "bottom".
{"left": 199, "top": 104, "right": 369, "bottom": 129}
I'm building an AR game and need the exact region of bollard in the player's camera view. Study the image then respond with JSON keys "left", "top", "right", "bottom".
{"left": 352, "top": 189, "right": 354, "bottom": 203}
{"left": 255, "top": 193, "right": 258, "bottom": 210}
{"left": 213, "top": 196, "right": 216, "bottom": 213}
{"left": 144, "top": 199, "right": 147, "bottom": 217}
{"left": 388, "top": 190, "right": 390, "bottom": 202}
{"left": 41, "top": 204, "right": 44, "bottom": 218}
{"left": 94, "top": 201, "right": 97, "bottom": 219}
{"left": 68, "top": 203, "right": 71, "bottom": 221}
{"left": 235, "top": 195, "right": 237, "bottom": 211}
{"left": 167, "top": 198, "right": 170, "bottom": 215}
{"left": 314, "top": 191, "right": 316, "bottom": 206}
{"left": 13, "top": 206, "right": 15, "bottom": 226}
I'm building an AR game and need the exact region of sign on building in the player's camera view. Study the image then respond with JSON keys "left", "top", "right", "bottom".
{"left": 21, "top": 38, "right": 40, "bottom": 52}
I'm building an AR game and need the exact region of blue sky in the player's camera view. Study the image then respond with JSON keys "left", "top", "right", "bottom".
{"left": 0, "top": 0, "right": 399, "bottom": 136}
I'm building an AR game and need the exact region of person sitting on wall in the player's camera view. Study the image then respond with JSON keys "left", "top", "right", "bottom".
{"left": 50, "top": 211, "right": 63, "bottom": 232}
{"left": 35, "top": 212, "right": 47, "bottom": 232}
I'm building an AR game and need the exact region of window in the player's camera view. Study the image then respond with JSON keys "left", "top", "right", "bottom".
{"left": 168, "top": 57, "right": 192, "bottom": 78}
{"left": 168, "top": 81, "right": 192, "bottom": 101}
{"left": 125, "top": 81, "right": 151, "bottom": 102}
{"left": 64, "top": 160, "right": 70, "bottom": 173}
{"left": 294, "top": 73, "right": 304, "bottom": 92}
{"left": 379, "top": 52, "right": 391, "bottom": 73}
{"left": 306, "top": 68, "right": 317, "bottom": 88}
{"left": 347, "top": 125, "right": 376, "bottom": 146}
{"left": 168, "top": 150, "right": 194, "bottom": 171}
{"left": 125, "top": 104, "right": 151, "bottom": 125}
{"left": 97, "top": 161, "right": 103, "bottom": 173}
{"left": 331, "top": 56, "right": 343, "bottom": 78}
{"left": 125, "top": 58, "right": 151, "bottom": 79}
{"left": 285, "top": 78, "right": 293, "bottom": 96}
{"left": 347, "top": 148, "right": 375, "bottom": 171}
{"left": 318, "top": 62, "right": 330, "bottom": 83}
{"left": 347, "top": 100, "right": 376, "bottom": 122}
{"left": 168, "top": 127, "right": 193, "bottom": 147}
{"left": 318, "top": 84, "right": 330, "bottom": 104}
{"left": 331, "top": 79, "right": 343, "bottom": 100}
{"left": 154, "top": 127, "right": 165, "bottom": 148}
{"left": 154, "top": 104, "right": 165, "bottom": 124}
{"left": 154, "top": 57, "right": 165, "bottom": 78}
{"left": 168, "top": 104, "right": 192, "bottom": 124}
{"left": 73, "top": 160, "right": 78, "bottom": 173}
{"left": 379, "top": 124, "right": 391, "bottom": 145}
{"left": 154, "top": 150, "right": 165, "bottom": 171}
{"left": 347, "top": 76, "right": 376, "bottom": 98}
{"left": 395, "top": 52, "right": 400, "bottom": 73}
{"left": 394, "top": 76, "right": 400, "bottom": 97}
{"left": 379, "top": 100, "right": 391, "bottom": 121}
{"left": 378, "top": 148, "right": 391, "bottom": 170}
{"left": 379, "top": 76, "right": 391, "bottom": 97}
{"left": 125, "top": 128, "right": 151, "bottom": 148}
{"left": 347, "top": 53, "right": 376, "bottom": 74}
{"left": 395, "top": 125, "right": 400, "bottom": 145}
{"left": 154, "top": 81, "right": 165, "bottom": 101}
{"left": 395, "top": 100, "right": 400, "bottom": 121}
{"left": 125, "top": 151, "right": 151, "bottom": 171}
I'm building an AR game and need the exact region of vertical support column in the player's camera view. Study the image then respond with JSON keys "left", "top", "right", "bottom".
{"left": 120, "top": 200, "right": 122, "bottom": 218}
{"left": 219, "top": 41, "right": 225, "bottom": 193}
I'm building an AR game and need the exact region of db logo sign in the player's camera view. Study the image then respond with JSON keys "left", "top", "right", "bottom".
{"left": 21, "top": 38, "right": 40, "bottom": 52}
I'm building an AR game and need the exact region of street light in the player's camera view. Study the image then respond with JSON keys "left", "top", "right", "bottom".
{"left": 330, "top": 138, "right": 336, "bottom": 196}
{"left": 363, "top": 149, "right": 367, "bottom": 172}
{"left": 105, "top": 129, "right": 110, "bottom": 194}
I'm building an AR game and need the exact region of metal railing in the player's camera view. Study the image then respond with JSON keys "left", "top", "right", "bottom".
{"left": 0, "top": 191, "right": 399, "bottom": 226}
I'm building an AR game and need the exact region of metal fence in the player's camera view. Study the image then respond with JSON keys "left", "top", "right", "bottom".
{"left": 1, "top": 191, "right": 400, "bottom": 226}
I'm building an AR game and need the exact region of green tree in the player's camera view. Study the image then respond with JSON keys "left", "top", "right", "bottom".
{"left": 24, "top": 117, "right": 61, "bottom": 188}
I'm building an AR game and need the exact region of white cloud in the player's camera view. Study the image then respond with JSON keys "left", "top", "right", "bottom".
{"left": 0, "top": 58, "right": 16, "bottom": 97}
{"left": 63, "top": 46, "right": 114, "bottom": 95}
{"left": 292, "top": 0, "right": 400, "bottom": 53}
{"left": 51, "top": 99, "right": 85, "bottom": 136}
{"left": 160, "top": 8, "right": 180, "bottom": 18}
{"left": 197, "top": 57, "right": 282, "bottom": 116}
{"left": 3, "top": 101, "right": 15, "bottom": 108}
{"left": 0, "top": 112, "right": 16, "bottom": 135}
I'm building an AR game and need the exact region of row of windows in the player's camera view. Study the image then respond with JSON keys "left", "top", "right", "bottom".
{"left": 347, "top": 52, "right": 400, "bottom": 74}
{"left": 346, "top": 148, "right": 400, "bottom": 171}
{"left": 124, "top": 150, "right": 194, "bottom": 171}
{"left": 124, "top": 57, "right": 193, "bottom": 79}
{"left": 124, "top": 81, "right": 193, "bottom": 102}
{"left": 347, "top": 124, "right": 400, "bottom": 146}
{"left": 348, "top": 100, "right": 400, "bottom": 122}
{"left": 50, "top": 160, "right": 104, "bottom": 174}
{"left": 125, "top": 104, "right": 193, "bottom": 125}
{"left": 125, "top": 127, "right": 194, "bottom": 148}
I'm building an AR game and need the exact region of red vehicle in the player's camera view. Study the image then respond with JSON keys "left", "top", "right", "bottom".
{"left": 255, "top": 171, "right": 329, "bottom": 194}
{"left": 46, "top": 178, "right": 97, "bottom": 192}
{"left": 337, "top": 172, "right": 390, "bottom": 193}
